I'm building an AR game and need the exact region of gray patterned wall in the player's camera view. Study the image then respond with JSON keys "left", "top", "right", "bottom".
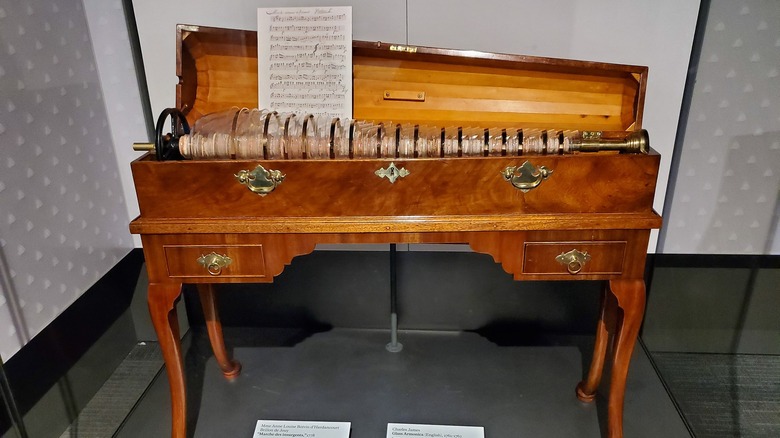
{"left": 660, "top": 1, "right": 780, "bottom": 254}
{"left": 0, "top": 0, "right": 135, "bottom": 359}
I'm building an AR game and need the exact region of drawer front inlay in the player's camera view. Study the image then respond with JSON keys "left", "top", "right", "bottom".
{"left": 164, "top": 245, "right": 266, "bottom": 278}
{"left": 523, "top": 241, "right": 626, "bottom": 275}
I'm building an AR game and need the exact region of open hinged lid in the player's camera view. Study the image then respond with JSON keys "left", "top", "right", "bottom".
{"left": 177, "top": 24, "right": 647, "bottom": 133}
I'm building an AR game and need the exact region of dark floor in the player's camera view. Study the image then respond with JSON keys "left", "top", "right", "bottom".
{"left": 58, "top": 343, "right": 163, "bottom": 438}
{"left": 653, "top": 353, "right": 780, "bottom": 438}
{"left": 113, "top": 327, "right": 688, "bottom": 438}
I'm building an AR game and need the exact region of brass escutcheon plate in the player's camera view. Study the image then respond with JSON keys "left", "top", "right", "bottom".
{"left": 375, "top": 162, "right": 410, "bottom": 183}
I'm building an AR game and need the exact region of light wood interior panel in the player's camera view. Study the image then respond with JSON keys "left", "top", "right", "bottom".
{"left": 176, "top": 26, "right": 645, "bottom": 132}
{"left": 351, "top": 55, "right": 637, "bottom": 130}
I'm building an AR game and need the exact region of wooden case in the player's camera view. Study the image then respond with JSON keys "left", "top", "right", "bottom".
{"left": 130, "top": 25, "right": 662, "bottom": 438}
{"left": 131, "top": 24, "right": 660, "bottom": 230}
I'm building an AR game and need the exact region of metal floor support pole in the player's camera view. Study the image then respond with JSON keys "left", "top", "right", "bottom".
{"left": 386, "top": 244, "right": 403, "bottom": 353}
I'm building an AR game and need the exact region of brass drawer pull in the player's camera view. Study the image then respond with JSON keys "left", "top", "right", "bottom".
{"left": 197, "top": 252, "right": 232, "bottom": 276}
{"left": 556, "top": 249, "right": 591, "bottom": 274}
{"left": 501, "top": 160, "right": 552, "bottom": 192}
{"left": 235, "top": 165, "right": 285, "bottom": 196}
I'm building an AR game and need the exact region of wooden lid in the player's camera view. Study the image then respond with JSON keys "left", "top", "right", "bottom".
{"left": 177, "top": 24, "right": 647, "bottom": 132}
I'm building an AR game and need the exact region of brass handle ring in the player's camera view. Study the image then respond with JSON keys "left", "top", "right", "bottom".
{"left": 197, "top": 252, "right": 232, "bottom": 276}
{"left": 207, "top": 262, "right": 223, "bottom": 276}
{"left": 501, "top": 160, "right": 552, "bottom": 193}
{"left": 555, "top": 249, "right": 591, "bottom": 275}
{"left": 235, "top": 164, "right": 285, "bottom": 196}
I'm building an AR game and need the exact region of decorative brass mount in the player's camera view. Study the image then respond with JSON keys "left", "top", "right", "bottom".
{"left": 133, "top": 142, "right": 155, "bottom": 151}
{"left": 235, "top": 165, "right": 285, "bottom": 196}
{"left": 555, "top": 249, "right": 591, "bottom": 274}
{"left": 501, "top": 161, "right": 552, "bottom": 192}
{"left": 197, "top": 252, "right": 232, "bottom": 276}
{"left": 383, "top": 90, "right": 425, "bottom": 101}
{"left": 388, "top": 44, "right": 417, "bottom": 53}
{"left": 375, "top": 162, "right": 410, "bottom": 183}
{"left": 575, "top": 130, "right": 649, "bottom": 154}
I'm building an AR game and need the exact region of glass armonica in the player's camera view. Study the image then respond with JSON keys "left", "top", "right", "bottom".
{"left": 178, "top": 106, "right": 580, "bottom": 160}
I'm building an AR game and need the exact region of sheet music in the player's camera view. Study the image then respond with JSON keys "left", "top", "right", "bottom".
{"left": 258, "top": 6, "right": 352, "bottom": 119}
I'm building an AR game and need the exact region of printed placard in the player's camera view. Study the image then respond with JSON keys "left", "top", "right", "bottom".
{"left": 253, "top": 420, "right": 351, "bottom": 438}
{"left": 387, "top": 423, "right": 485, "bottom": 438}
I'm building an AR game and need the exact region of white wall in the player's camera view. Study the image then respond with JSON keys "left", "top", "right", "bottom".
{"left": 83, "top": 0, "right": 151, "bottom": 248}
{"left": 129, "top": 0, "right": 701, "bottom": 253}
{"left": 0, "top": 0, "right": 134, "bottom": 359}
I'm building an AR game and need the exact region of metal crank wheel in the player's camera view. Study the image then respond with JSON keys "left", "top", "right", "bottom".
{"left": 154, "top": 108, "right": 190, "bottom": 161}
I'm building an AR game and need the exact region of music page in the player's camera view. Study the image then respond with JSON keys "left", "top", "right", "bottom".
{"left": 257, "top": 6, "right": 352, "bottom": 119}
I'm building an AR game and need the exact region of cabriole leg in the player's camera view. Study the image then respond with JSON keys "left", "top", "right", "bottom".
{"left": 197, "top": 284, "right": 242, "bottom": 378}
{"left": 148, "top": 282, "right": 186, "bottom": 438}
{"left": 576, "top": 283, "right": 616, "bottom": 402}
{"left": 606, "top": 279, "right": 646, "bottom": 438}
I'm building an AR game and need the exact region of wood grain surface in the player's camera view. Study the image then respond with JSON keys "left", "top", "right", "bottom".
{"left": 131, "top": 153, "right": 660, "bottom": 219}
{"left": 137, "top": 23, "right": 660, "bottom": 438}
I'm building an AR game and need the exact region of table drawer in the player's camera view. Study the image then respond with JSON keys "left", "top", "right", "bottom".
{"left": 523, "top": 241, "right": 626, "bottom": 276}
{"left": 164, "top": 244, "right": 267, "bottom": 278}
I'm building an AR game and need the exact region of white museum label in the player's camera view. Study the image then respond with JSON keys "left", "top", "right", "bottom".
{"left": 253, "top": 420, "right": 351, "bottom": 438}
{"left": 387, "top": 423, "right": 485, "bottom": 438}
